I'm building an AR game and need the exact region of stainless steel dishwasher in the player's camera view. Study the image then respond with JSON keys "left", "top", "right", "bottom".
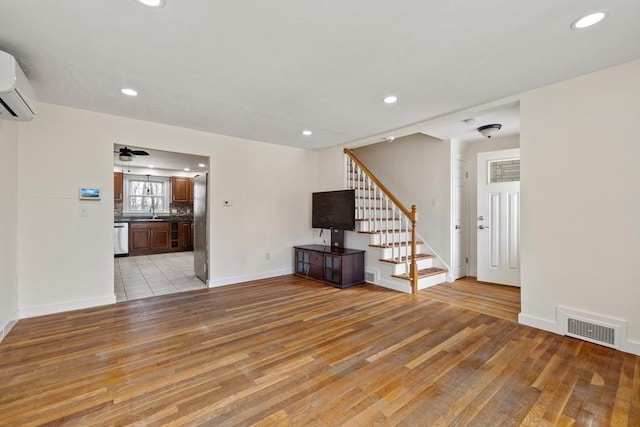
{"left": 114, "top": 222, "right": 129, "bottom": 257}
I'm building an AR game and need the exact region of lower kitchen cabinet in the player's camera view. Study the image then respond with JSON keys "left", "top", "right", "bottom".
{"left": 129, "top": 222, "right": 170, "bottom": 255}
{"left": 179, "top": 221, "right": 193, "bottom": 250}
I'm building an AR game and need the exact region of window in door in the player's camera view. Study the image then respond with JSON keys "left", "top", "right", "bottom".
{"left": 123, "top": 175, "right": 171, "bottom": 214}
{"left": 488, "top": 159, "right": 520, "bottom": 183}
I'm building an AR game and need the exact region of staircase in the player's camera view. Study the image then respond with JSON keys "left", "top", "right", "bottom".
{"left": 344, "top": 149, "right": 448, "bottom": 294}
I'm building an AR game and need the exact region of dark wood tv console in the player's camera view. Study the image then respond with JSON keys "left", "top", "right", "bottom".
{"left": 294, "top": 245, "right": 365, "bottom": 289}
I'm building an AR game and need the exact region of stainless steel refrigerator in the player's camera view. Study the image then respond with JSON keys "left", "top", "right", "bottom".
{"left": 193, "top": 173, "right": 208, "bottom": 284}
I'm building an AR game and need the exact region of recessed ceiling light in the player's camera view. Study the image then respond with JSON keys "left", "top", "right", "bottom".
{"left": 148, "top": 165, "right": 155, "bottom": 168}
{"left": 137, "top": 0, "right": 165, "bottom": 7}
{"left": 302, "top": 130, "right": 312, "bottom": 136}
{"left": 198, "top": 163, "right": 206, "bottom": 167}
{"left": 383, "top": 95, "right": 398, "bottom": 104}
{"left": 184, "top": 168, "right": 190, "bottom": 172}
{"left": 120, "top": 88, "right": 138, "bottom": 96}
{"left": 571, "top": 11, "right": 608, "bottom": 29}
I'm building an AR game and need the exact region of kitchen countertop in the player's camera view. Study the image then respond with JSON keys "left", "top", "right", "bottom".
{"left": 115, "top": 216, "right": 194, "bottom": 223}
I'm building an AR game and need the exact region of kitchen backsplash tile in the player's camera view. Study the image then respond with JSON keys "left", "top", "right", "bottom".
{"left": 114, "top": 201, "right": 193, "bottom": 217}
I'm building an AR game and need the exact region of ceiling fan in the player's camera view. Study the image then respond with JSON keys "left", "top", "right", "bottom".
{"left": 115, "top": 146, "right": 150, "bottom": 161}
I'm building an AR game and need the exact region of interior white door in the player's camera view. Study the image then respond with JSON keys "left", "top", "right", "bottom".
{"left": 477, "top": 149, "right": 520, "bottom": 286}
{"left": 451, "top": 158, "right": 467, "bottom": 280}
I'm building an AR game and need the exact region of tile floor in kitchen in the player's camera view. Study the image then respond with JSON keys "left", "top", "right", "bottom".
{"left": 114, "top": 251, "right": 206, "bottom": 302}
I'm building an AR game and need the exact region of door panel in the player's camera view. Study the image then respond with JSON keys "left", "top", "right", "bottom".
{"left": 451, "top": 158, "right": 468, "bottom": 280}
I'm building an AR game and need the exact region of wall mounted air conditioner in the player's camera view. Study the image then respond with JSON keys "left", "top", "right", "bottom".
{"left": 0, "top": 50, "right": 36, "bottom": 121}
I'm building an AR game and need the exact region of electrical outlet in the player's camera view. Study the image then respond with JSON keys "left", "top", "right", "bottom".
{"left": 265, "top": 252, "right": 270, "bottom": 261}
{"left": 79, "top": 206, "right": 88, "bottom": 217}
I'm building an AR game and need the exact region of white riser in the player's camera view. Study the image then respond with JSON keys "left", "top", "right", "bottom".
{"left": 357, "top": 220, "right": 404, "bottom": 232}
{"left": 418, "top": 272, "right": 448, "bottom": 290}
{"left": 368, "top": 232, "right": 412, "bottom": 246}
{"left": 373, "top": 244, "right": 425, "bottom": 259}
{"left": 386, "top": 272, "right": 447, "bottom": 292}
{"left": 355, "top": 209, "right": 407, "bottom": 220}
{"left": 381, "top": 257, "right": 435, "bottom": 276}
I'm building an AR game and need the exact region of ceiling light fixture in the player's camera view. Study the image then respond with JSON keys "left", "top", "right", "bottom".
{"left": 198, "top": 163, "right": 206, "bottom": 167}
{"left": 302, "top": 130, "right": 312, "bottom": 136}
{"left": 477, "top": 124, "right": 502, "bottom": 139}
{"left": 184, "top": 168, "right": 190, "bottom": 172}
{"left": 571, "top": 11, "right": 608, "bottom": 29}
{"left": 383, "top": 95, "right": 398, "bottom": 104}
{"left": 148, "top": 165, "right": 155, "bottom": 168}
{"left": 136, "top": 0, "right": 165, "bottom": 8}
{"left": 119, "top": 153, "right": 133, "bottom": 161}
{"left": 120, "top": 88, "right": 138, "bottom": 96}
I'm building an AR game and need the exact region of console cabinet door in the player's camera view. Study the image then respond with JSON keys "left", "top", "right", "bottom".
{"left": 324, "top": 255, "right": 342, "bottom": 285}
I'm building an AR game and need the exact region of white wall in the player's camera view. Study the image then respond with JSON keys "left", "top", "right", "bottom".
{"left": 519, "top": 60, "right": 640, "bottom": 353}
{"left": 16, "top": 103, "right": 318, "bottom": 316}
{"left": 0, "top": 119, "right": 19, "bottom": 340}
{"left": 353, "top": 134, "right": 452, "bottom": 267}
{"left": 462, "top": 134, "right": 520, "bottom": 276}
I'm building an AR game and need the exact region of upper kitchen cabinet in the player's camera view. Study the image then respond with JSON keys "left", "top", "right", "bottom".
{"left": 114, "top": 172, "right": 123, "bottom": 201}
{"left": 172, "top": 176, "right": 193, "bottom": 203}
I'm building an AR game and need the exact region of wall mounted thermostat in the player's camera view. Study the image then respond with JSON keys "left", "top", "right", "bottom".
{"left": 79, "top": 188, "right": 101, "bottom": 200}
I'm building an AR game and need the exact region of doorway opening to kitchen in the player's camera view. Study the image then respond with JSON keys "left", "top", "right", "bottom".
{"left": 113, "top": 144, "right": 209, "bottom": 302}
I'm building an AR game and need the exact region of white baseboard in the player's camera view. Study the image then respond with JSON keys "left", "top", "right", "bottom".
{"left": 0, "top": 310, "right": 19, "bottom": 343}
{"left": 622, "top": 340, "right": 640, "bottom": 356}
{"left": 19, "top": 294, "right": 117, "bottom": 319}
{"left": 518, "top": 312, "right": 560, "bottom": 334}
{"left": 210, "top": 268, "right": 293, "bottom": 288}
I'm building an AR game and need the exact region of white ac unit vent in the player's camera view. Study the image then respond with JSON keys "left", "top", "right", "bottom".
{"left": 558, "top": 306, "right": 624, "bottom": 350}
{"left": 0, "top": 50, "right": 37, "bottom": 121}
{"left": 365, "top": 272, "right": 375, "bottom": 282}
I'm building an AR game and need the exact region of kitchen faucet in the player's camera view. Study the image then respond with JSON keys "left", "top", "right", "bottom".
{"left": 149, "top": 204, "right": 156, "bottom": 219}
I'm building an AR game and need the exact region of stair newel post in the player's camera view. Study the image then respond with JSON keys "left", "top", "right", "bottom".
{"left": 410, "top": 205, "right": 418, "bottom": 295}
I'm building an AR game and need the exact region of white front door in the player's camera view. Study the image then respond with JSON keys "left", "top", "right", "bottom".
{"left": 451, "top": 158, "right": 467, "bottom": 280}
{"left": 477, "top": 149, "right": 520, "bottom": 286}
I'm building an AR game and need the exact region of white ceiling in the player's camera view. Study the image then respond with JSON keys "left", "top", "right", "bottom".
{"left": 114, "top": 144, "right": 209, "bottom": 172}
{"left": 1, "top": 1, "right": 639, "bottom": 150}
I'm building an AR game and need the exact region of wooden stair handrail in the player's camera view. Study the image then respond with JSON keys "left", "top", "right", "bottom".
{"left": 344, "top": 148, "right": 412, "bottom": 219}
{"left": 344, "top": 148, "right": 419, "bottom": 294}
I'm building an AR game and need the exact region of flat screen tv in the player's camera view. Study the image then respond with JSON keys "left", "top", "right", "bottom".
{"left": 312, "top": 189, "right": 356, "bottom": 231}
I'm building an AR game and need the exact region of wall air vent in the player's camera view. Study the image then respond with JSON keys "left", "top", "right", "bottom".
{"left": 567, "top": 318, "right": 615, "bottom": 346}
{"left": 365, "top": 272, "right": 375, "bottom": 282}
{"left": 558, "top": 306, "right": 624, "bottom": 350}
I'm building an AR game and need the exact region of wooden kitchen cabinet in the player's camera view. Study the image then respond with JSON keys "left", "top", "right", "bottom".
{"left": 114, "top": 172, "right": 123, "bottom": 201}
{"left": 179, "top": 221, "right": 193, "bottom": 250}
{"left": 172, "top": 177, "right": 193, "bottom": 203}
{"left": 129, "top": 221, "right": 170, "bottom": 255}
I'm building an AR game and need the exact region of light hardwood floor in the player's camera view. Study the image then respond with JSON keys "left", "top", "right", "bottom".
{"left": 1, "top": 276, "right": 638, "bottom": 426}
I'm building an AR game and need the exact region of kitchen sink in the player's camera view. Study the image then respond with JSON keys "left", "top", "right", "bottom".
{"left": 129, "top": 218, "right": 167, "bottom": 222}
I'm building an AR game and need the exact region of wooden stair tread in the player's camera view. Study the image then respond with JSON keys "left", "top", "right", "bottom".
{"left": 392, "top": 267, "right": 447, "bottom": 280}
{"left": 369, "top": 241, "right": 424, "bottom": 248}
{"left": 379, "top": 254, "right": 434, "bottom": 264}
